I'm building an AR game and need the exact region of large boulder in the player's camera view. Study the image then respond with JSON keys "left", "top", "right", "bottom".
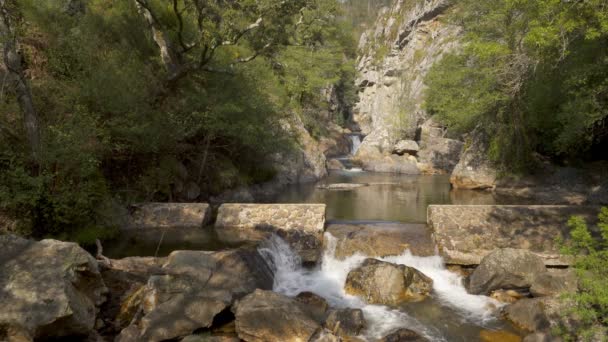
{"left": 295, "top": 292, "right": 330, "bottom": 323}
{"left": 215, "top": 204, "right": 326, "bottom": 264}
{"left": 326, "top": 223, "right": 435, "bottom": 260}
{"left": 355, "top": 144, "right": 421, "bottom": 174}
{"left": 393, "top": 140, "right": 420, "bottom": 156}
{"left": 345, "top": 259, "right": 433, "bottom": 305}
{"left": 233, "top": 290, "right": 321, "bottom": 342}
{"left": 450, "top": 128, "right": 497, "bottom": 190}
{"left": 0, "top": 235, "right": 107, "bottom": 339}
{"left": 117, "top": 247, "right": 273, "bottom": 342}
{"left": 417, "top": 137, "right": 463, "bottom": 174}
{"left": 530, "top": 269, "right": 578, "bottom": 298}
{"left": 466, "top": 248, "right": 547, "bottom": 295}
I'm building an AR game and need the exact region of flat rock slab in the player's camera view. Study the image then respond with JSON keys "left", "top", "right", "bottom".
{"left": 215, "top": 203, "right": 326, "bottom": 239}
{"left": 326, "top": 222, "right": 435, "bottom": 259}
{"left": 128, "top": 203, "right": 210, "bottom": 229}
{"left": 428, "top": 205, "right": 600, "bottom": 266}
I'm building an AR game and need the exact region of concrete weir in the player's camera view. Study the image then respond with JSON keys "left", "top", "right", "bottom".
{"left": 128, "top": 203, "right": 211, "bottom": 229}
{"left": 428, "top": 205, "right": 601, "bottom": 266}
{"left": 215, "top": 203, "right": 327, "bottom": 264}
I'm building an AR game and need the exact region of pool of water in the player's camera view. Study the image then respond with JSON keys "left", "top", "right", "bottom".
{"left": 274, "top": 170, "right": 504, "bottom": 222}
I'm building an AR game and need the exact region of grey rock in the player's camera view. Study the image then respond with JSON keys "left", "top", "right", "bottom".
{"left": 345, "top": 259, "right": 433, "bottom": 305}
{"left": 0, "top": 235, "right": 107, "bottom": 339}
{"left": 530, "top": 270, "right": 578, "bottom": 297}
{"left": 503, "top": 298, "right": 551, "bottom": 332}
{"left": 417, "top": 137, "right": 463, "bottom": 174}
{"left": 466, "top": 248, "right": 547, "bottom": 295}
{"left": 234, "top": 290, "right": 320, "bottom": 342}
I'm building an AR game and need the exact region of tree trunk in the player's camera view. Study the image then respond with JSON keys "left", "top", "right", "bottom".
{"left": 0, "top": 0, "right": 41, "bottom": 161}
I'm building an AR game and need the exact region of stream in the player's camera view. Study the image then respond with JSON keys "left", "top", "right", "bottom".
{"left": 106, "top": 168, "right": 524, "bottom": 340}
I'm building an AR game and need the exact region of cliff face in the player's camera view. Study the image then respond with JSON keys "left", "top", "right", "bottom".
{"left": 354, "top": 0, "right": 460, "bottom": 153}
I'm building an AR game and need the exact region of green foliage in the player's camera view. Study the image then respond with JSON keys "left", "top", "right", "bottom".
{"left": 0, "top": 0, "right": 356, "bottom": 242}
{"left": 425, "top": 0, "right": 608, "bottom": 170}
{"left": 559, "top": 208, "right": 608, "bottom": 341}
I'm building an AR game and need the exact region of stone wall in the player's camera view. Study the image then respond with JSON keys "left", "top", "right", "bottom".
{"left": 428, "top": 205, "right": 601, "bottom": 266}
{"left": 128, "top": 203, "right": 211, "bottom": 229}
{"left": 215, "top": 204, "right": 326, "bottom": 264}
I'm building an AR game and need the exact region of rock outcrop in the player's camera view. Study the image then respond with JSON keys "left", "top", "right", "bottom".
{"left": 345, "top": 258, "right": 433, "bottom": 305}
{"left": 0, "top": 235, "right": 107, "bottom": 340}
{"left": 354, "top": 0, "right": 461, "bottom": 171}
{"left": 428, "top": 205, "right": 599, "bottom": 266}
{"left": 215, "top": 204, "right": 326, "bottom": 264}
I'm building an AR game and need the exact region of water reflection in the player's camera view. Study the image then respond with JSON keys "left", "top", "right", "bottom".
{"left": 274, "top": 171, "right": 499, "bottom": 223}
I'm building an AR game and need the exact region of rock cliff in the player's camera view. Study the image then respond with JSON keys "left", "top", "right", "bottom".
{"left": 353, "top": 0, "right": 462, "bottom": 173}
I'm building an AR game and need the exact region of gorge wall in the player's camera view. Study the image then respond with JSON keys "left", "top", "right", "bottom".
{"left": 354, "top": 0, "right": 459, "bottom": 152}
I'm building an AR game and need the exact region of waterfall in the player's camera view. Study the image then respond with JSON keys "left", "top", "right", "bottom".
{"left": 350, "top": 134, "right": 362, "bottom": 156}
{"left": 258, "top": 234, "right": 503, "bottom": 341}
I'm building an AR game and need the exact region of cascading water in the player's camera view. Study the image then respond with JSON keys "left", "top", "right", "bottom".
{"left": 349, "top": 134, "right": 362, "bottom": 156}
{"left": 258, "top": 234, "right": 505, "bottom": 341}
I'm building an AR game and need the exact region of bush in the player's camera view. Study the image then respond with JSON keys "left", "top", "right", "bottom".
{"left": 558, "top": 207, "right": 608, "bottom": 341}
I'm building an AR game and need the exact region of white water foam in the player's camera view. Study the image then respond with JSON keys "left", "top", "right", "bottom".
{"left": 258, "top": 234, "right": 502, "bottom": 341}
{"left": 350, "top": 134, "right": 362, "bottom": 156}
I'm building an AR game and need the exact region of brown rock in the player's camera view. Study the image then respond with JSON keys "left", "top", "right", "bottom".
{"left": 324, "top": 308, "right": 366, "bottom": 337}
{"left": 377, "top": 328, "right": 428, "bottom": 342}
{"left": 345, "top": 259, "right": 433, "bottom": 305}
{"left": 530, "top": 270, "right": 577, "bottom": 297}
{"left": 479, "top": 330, "right": 522, "bottom": 342}
{"left": 295, "top": 292, "right": 329, "bottom": 323}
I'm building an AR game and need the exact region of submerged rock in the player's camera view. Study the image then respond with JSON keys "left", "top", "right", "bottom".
{"left": 317, "top": 183, "right": 369, "bottom": 190}
{"left": 324, "top": 308, "right": 366, "bottom": 337}
{"left": 234, "top": 289, "right": 321, "bottom": 342}
{"left": 0, "top": 235, "right": 107, "bottom": 340}
{"left": 466, "top": 248, "right": 547, "bottom": 295}
{"left": 377, "top": 328, "right": 428, "bottom": 342}
{"left": 479, "top": 330, "right": 522, "bottom": 342}
{"left": 344, "top": 259, "right": 433, "bottom": 305}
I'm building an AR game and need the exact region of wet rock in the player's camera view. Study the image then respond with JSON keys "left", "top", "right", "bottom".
{"left": 295, "top": 292, "right": 329, "bottom": 323}
{"left": 324, "top": 308, "right": 366, "bottom": 337}
{"left": 490, "top": 289, "right": 526, "bottom": 304}
{"left": 0, "top": 324, "right": 32, "bottom": 342}
{"left": 128, "top": 203, "right": 211, "bottom": 228}
{"left": 530, "top": 270, "right": 577, "bottom": 297}
{"left": 345, "top": 259, "right": 433, "bottom": 305}
{"left": 393, "top": 140, "right": 419, "bottom": 156}
{"left": 234, "top": 289, "right": 320, "bottom": 342}
{"left": 479, "top": 330, "right": 522, "bottom": 342}
{"left": 326, "top": 223, "right": 435, "bottom": 260}
{"left": 466, "top": 248, "right": 547, "bottom": 295}
{"left": 117, "top": 248, "right": 273, "bottom": 341}
{"left": 215, "top": 203, "right": 326, "bottom": 264}
{"left": 0, "top": 235, "right": 107, "bottom": 340}
{"left": 377, "top": 328, "right": 428, "bottom": 342}
{"left": 310, "top": 329, "right": 341, "bottom": 342}
{"left": 450, "top": 127, "right": 497, "bottom": 190}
